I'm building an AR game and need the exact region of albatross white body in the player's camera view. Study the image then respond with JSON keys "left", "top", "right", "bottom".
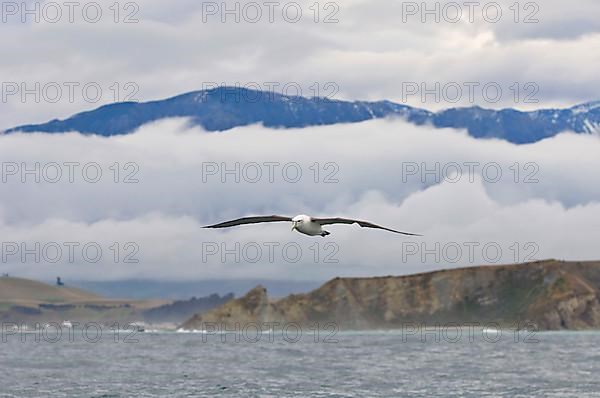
{"left": 292, "top": 215, "right": 330, "bottom": 237}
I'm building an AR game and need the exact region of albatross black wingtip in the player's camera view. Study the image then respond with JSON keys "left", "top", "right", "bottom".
{"left": 399, "top": 231, "right": 423, "bottom": 237}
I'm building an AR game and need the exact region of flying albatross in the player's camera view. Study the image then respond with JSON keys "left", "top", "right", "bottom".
{"left": 203, "top": 215, "right": 421, "bottom": 237}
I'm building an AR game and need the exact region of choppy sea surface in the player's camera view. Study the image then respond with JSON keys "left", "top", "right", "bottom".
{"left": 1, "top": 328, "right": 599, "bottom": 397}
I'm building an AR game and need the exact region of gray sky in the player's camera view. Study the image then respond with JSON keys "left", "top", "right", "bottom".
{"left": 1, "top": 0, "right": 599, "bottom": 282}
{"left": 2, "top": 0, "right": 600, "bottom": 128}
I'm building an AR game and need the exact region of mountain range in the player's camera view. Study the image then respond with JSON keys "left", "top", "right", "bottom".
{"left": 5, "top": 87, "right": 600, "bottom": 144}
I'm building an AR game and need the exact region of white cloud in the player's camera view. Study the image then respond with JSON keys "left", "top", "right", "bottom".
{"left": 0, "top": 118, "right": 598, "bottom": 281}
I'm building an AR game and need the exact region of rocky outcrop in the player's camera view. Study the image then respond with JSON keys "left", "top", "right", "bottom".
{"left": 181, "top": 260, "right": 600, "bottom": 331}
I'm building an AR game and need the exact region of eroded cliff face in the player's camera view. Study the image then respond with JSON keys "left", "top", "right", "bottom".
{"left": 181, "top": 260, "right": 600, "bottom": 331}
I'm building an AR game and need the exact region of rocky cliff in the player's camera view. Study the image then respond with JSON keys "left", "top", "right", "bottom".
{"left": 181, "top": 260, "right": 600, "bottom": 331}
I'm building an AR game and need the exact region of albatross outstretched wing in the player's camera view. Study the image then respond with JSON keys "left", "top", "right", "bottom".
{"left": 312, "top": 217, "right": 422, "bottom": 236}
{"left": 203, "top": 215, "right": 293, "bottom": 229}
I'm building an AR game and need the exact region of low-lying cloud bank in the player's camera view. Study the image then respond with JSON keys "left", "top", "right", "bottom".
{"left": 1, "top": 118, "right": 598, "bottom": 280}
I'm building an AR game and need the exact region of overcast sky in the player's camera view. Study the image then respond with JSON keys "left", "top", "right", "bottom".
{"left": 1, "top": 119, "right": 599, "bottom": 281}
{"left": 2, "top": 0, "right": 600, "bottom": 128}
{"left": 1, "top": 0, "right": 599, "bottom": 282}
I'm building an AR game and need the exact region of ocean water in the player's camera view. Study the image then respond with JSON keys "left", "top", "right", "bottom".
{"left": 1, "top": 328, "right": 599, "bottom": 397}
